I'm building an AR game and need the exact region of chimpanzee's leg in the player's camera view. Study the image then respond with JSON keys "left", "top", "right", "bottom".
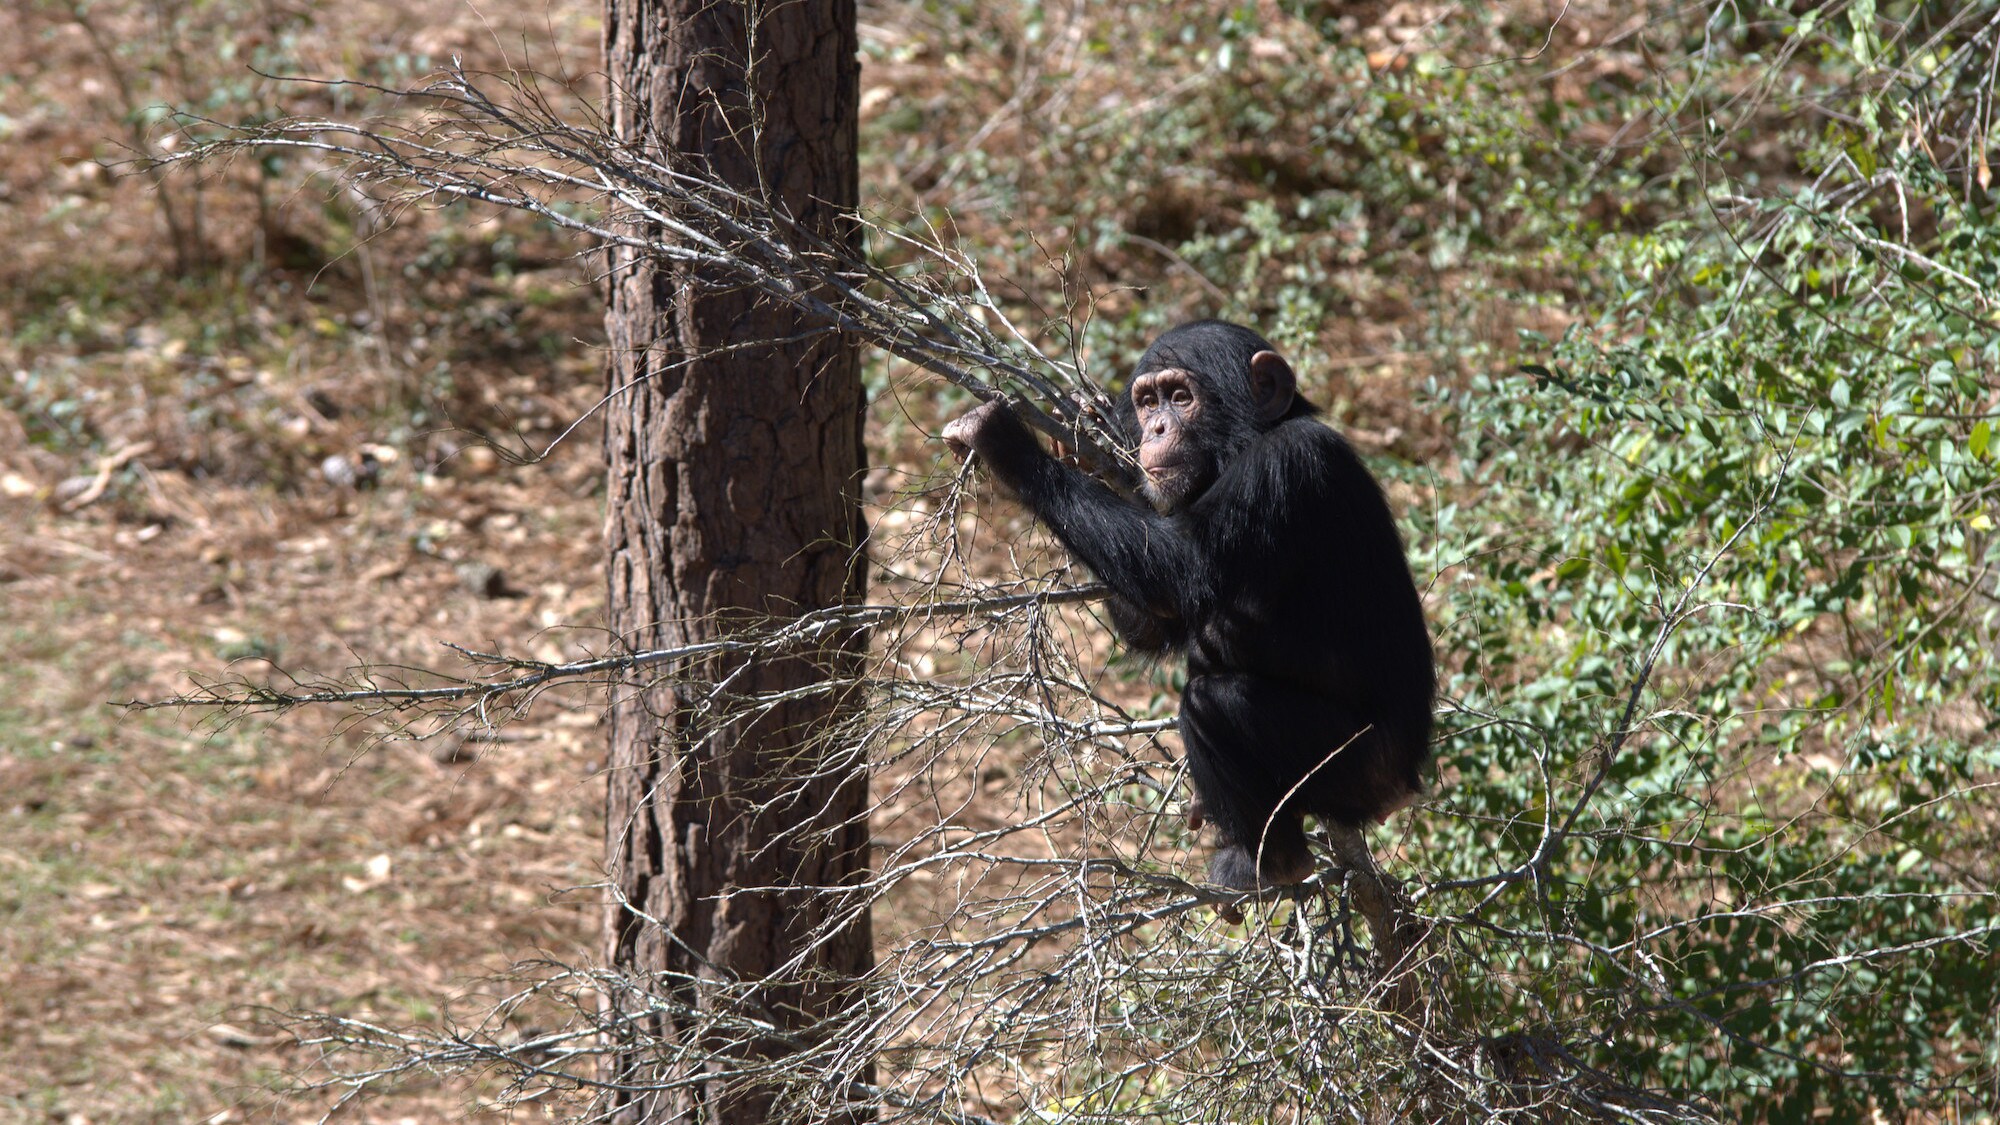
{"left": 1180, "top": 673, "right": 1399, "bottom": 889}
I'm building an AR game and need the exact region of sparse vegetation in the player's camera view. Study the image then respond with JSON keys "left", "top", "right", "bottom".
{"left": 3, "top": 1, "right": 1997, "bottom": 1122}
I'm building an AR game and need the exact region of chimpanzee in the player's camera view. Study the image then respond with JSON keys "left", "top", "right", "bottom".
{"left": 942, "top": 320, "right": 1434, "bottom": 890}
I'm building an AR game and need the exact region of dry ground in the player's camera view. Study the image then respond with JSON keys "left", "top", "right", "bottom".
{"left": 1, "top": 2, "right": 616, "bottom": 1120}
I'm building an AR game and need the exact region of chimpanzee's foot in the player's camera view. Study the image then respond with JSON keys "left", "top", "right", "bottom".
{"left": 1206, "top": 844, "right": 1258, "bottom": 891}
{"left": 1205, "top": 843, "right": 1315, "bottom": 891}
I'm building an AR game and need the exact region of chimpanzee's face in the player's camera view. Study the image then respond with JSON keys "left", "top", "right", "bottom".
{"left": 1130, "top": 366, "right": 1212, "bottom": 513}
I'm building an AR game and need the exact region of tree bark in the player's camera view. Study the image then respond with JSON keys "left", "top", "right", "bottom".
{"left": 600, "top": 2, "right": 869, "bottom": 1121}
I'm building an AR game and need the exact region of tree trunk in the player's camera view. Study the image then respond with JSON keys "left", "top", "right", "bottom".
{"left": 599, "top": 2, "right": 869, "bottom": 1121}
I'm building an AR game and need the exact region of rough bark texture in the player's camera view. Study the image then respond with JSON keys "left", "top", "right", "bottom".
{"left": 600, "top": 2, "right": 869, "bottom": 1121}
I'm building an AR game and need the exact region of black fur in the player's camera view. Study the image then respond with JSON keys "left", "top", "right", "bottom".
{"left": 962, "top": 320, "right": 1434, "bottom": 888}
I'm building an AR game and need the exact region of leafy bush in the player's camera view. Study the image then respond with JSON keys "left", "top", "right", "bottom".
{"left": 1415, "top": 5, "right": 2000, "bottom": 1119}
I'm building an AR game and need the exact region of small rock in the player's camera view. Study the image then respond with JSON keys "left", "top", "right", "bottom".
{"left": 205, "top": 1023, "right": 274, "bottom": 1049}
{"left": 60, "top": 160, "right": 106, "bottom": 189}
{"left": 456, "top": 561, "right": 522, "bottom": 598}
{"left": 320, "top": 450, "right": 381, "bottom": 490}
{"left": 320, "top": 454, "right": 359, "bottom": 489}
{"left": 458, "top": 446, "right": 501, "bottom": 476}
{"left": 52, "top": 475, "right": 95, "bottom": 506}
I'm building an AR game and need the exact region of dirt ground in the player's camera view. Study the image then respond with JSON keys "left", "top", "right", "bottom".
{"left": 1, "top": 2, "right": 617, "bottom": 1120}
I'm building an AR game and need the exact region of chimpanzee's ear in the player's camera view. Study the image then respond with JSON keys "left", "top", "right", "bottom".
{"left": 1248, "top": 350, "right": 1297, "bottom": 422}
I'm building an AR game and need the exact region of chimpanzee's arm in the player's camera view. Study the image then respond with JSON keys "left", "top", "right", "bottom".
{"left": 946, "top": 402, "right": 1213, "bottom": 623}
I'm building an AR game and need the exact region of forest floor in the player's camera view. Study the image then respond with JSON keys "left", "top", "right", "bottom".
{"left": 1, "top": 2, "right": 617, "bottom": 1120}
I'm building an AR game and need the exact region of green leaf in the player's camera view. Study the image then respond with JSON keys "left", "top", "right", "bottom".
{"left": 1972, "top": 420, "right": 1991, "bottom": 460}
{"left": 1706, "top": 380, "right": 1742, "bottom": 410}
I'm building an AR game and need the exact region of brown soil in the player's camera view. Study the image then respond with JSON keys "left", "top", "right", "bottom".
{"left": 1, "top": 2, "right": 610, "bottom": 1119}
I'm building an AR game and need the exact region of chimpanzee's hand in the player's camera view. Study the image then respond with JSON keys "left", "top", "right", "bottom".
{"left": 941, "top": 399, "right": 1011, "bottom": 461}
